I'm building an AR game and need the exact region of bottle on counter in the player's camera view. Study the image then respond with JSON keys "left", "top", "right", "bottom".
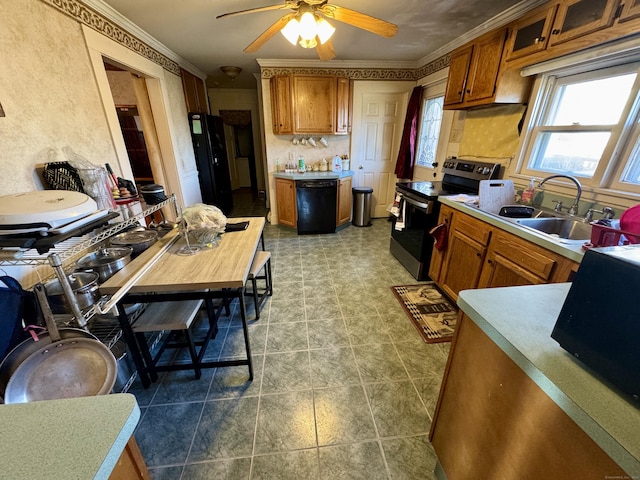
{"left": 298, "top": 155, "right": 306, "bottom": 173}
{"left": 276, "top": 159, "right": 281, "bottom": 173}
{"left": 521, "top": 179, "right": 536, "bottom": 205}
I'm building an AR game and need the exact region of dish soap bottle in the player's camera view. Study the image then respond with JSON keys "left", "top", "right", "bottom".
{"left": 521, "top": 179, "right": 536, "bottom": 205}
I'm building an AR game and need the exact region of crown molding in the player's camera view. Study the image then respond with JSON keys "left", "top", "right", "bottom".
{"left": 71, "top": 0, "right": 207, "bottom": 78}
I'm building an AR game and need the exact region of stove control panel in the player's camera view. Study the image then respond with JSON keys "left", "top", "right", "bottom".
{"left": 441, "top": 157, "right": 501, "bottom": 181}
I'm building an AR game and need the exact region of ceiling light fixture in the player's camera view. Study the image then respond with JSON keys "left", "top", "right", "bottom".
{"left": 280, "top": 12, "right": 335, "bottom": 49}
{"left": 220, "top": 66, "right": 242, "bottom": 80}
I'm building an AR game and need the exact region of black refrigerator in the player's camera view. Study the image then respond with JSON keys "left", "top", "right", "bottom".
{"left": 188, "top": 113, "right": 233, "bottom": 214}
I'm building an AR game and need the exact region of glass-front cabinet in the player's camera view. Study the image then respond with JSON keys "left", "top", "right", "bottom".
{"left": 504, "top": 4, "right": 558, "bottom": 61}
{"left": 619, "top": 0, "right": 640, "bottom": 22}
{"left": 548, "top": 0, "right": 619, "bottom": 46}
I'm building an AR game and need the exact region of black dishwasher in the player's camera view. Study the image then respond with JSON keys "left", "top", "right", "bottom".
{"left": 295, "top": 180, "right": 337, "bottom": 234}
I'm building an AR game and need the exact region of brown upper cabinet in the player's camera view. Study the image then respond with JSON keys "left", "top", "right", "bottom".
{"left": 619, "top": 0, "right": 640, "bottom": 21}
{"left": 504, "top": 3, "right": 559, "bottom": 61}
{"left": 444, "top": 28, "right": 532, "bottom": 109}
{"left": 270, "top": 75, "right": 294, "bottom": 134}
{"left": 503, "top": 0, "right": 640, "bottom": 68}
{"left": 548, "top": 0, "right": 619, "bottom": 46}
{"left": 181, "top": 68, "right": 208, "bottom": 113}
{"left": 270, "top": 74, "right": 351, "bottom": 134}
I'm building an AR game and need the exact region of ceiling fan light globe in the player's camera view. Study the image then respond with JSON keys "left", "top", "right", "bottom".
{"left": 281, "top": 18, "right": 300, "bottom": 45}
{"left": 298, "top": 12, "right": 317, "bottom": 41}
{"left": 298, "top": 37, "right": 318, "bottom": 49}
{"left": 316, "top": 18, "right": 335, "bottom": 44}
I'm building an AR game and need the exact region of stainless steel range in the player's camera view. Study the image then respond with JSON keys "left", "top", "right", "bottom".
{"left": 390, "top": 158, "right": 501, "bottom": 280}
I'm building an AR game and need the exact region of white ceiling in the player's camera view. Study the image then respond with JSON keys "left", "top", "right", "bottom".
{"left": 97, "top": 0, "right": 538, "bottom": 88}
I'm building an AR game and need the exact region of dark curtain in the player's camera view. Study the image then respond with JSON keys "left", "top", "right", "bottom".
{"left": 394, "top": 86, "right": 423, "bottom": 180}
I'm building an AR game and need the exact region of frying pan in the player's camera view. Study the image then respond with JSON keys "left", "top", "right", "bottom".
{"left": 2, "top": 285, "right": 117, "bottom": 404}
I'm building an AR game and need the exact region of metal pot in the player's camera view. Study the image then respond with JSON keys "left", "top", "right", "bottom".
{"left": 44, "top": 271, "right": 100, "bottom": 314}
{"left": 76, "top": 247, "right": 133, "bottom": 282}
{"left": 109, "top": 229, "right": 157, "bottom": 257}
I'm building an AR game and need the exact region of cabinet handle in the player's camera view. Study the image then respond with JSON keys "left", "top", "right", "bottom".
{"left": 552, "top": 29, "right": 560, "bottom": 35}
{"left": 476, "top": 252, "right": 482, "bottom": 257}
{"left": 466, "top": 89, "right": 471, "bottom": 94}
{"left": 487, "top": 259, "right": 493, "bottom": 265}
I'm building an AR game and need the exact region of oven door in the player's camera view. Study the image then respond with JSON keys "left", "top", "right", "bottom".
{"left": 390, "top": 190, "right": 440, "bottom": 280}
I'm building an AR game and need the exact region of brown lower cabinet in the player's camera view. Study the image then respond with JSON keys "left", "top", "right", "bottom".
{"left": 109, "top": 437, "right": 150, "bottom": 479}
{"left": 430, "top": 313, "right": 627, "bottom": 479}
{"left": 430, "top": 204, "right": 579, "bottom": 302}
{"left": 275, "top": 177, "right": 297, "bottom": 228}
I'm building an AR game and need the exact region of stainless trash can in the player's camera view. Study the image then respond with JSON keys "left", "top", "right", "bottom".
{"left": 352, "top": 186, "right": 373, "bottom": 227}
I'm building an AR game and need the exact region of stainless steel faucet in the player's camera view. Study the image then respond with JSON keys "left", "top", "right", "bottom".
{"left": 538, "top": 175, "right": 582, "bottom": 216}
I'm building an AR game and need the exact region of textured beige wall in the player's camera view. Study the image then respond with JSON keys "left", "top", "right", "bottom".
{"left": 0, "top": 0, "right": 118, "bottom": 195}
{"left": 106, "top": 71, "right": 137, "bottom": 106}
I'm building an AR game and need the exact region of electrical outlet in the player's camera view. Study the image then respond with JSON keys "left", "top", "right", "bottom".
{"left": 289, "top": 152, "right": 295, "bottom": 163}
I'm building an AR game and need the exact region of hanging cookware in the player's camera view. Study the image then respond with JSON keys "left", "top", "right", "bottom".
{"left": 2, "top": 284, "right": 117, "bottom": 404}
{"left": 109, "top": 229, "right": 158, "bottom": 257}
{"left": 43, "top": 271, "right": 100, "bottom": 314}
{"left": 75, "top": 247, "right": 133, "bottom": 282}
{"left": 0, "top": 327, "right": 98, "bottom": 398}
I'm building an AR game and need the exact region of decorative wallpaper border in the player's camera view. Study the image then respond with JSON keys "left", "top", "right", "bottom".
{"left": 260, "top": 54, "right": 450, "bottom": 80}
{"left": 42, "top": 0, "right": 181, "bottom": 76}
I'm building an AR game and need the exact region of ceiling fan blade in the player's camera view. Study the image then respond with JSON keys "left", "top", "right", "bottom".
{"left": 320, "top": 4, "right": 398, "bottom": 38}
{"left": 216, "top": 2, "right": 296, "bottom": 20}
{"left": 316, "top": 39, "right": 336, "bottom": 61}
{"left": 244, "top": 13, "right": 296, "bottom": 53}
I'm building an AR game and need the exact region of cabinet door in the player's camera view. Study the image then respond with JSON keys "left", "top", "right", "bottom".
{"left": 271, "top": 75, "right": 293, "bottom": 134}
{"left": 337, "top": 176, "right": 352, "bottom": 225}
{"left": 465, "top": 28, "right": 508, "bottom": 103}
{"left": 619, "top": 0, "right": 640, "bottom": 21}
{"left": 444, "top": 45, "right": 473, "bottom": 106}
{"left": 335, "top": 77, "right": 351, "bottom": 134}
{"left": 478, "top": 231, "right": 558, "bottom": 288}
{"left": 275, "top": 178, "right": 296, "bottom": 227}
{"left": 181, "top": 68, "right": 208, "bottom": 113}
{"left": 437, "top": 211, "right": 491, "bottom": 300}
{"left": 549, "top": 0, "right": 619, "bottom": 46}
{"left": 428, "top": 205, "right": 454, "bottom": 282}
{"left": 504, "top": 5, "right": 558, "bottom": 61}
{"left": 293, "top": 76, "right": 335, "bottom": 134}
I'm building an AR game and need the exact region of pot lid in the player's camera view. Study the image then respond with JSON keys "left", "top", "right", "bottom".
{"left": 0, "top": 190, "right": 97, "bottom": 228}
{"left": 110, "top": 230, "right": 158, "bottom": 246}
{"left": 76, "top": 247, "right": 132, "bottom": 267}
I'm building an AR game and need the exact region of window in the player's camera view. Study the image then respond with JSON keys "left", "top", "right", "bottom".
{"left": 416, "top": 95, "right": 444, "bottom": 168}
{"left": 520, "top": 61, "right": 640, "bottom": 193}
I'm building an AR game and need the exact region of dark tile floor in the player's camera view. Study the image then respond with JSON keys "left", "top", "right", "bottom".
{"left": 128, "top": 188, "right": 449, "bottom": 479}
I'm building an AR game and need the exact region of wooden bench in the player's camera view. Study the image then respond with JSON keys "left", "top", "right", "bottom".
{"left": 131, "top": 299, "right": 204, "bottom": 379}
{"left": 246, "top": 251, "right": 272, "bottom": 320}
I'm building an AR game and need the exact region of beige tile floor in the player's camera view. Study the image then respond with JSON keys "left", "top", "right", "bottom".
{"left": 128, "top": 190, "right": 449, "bottom": 479}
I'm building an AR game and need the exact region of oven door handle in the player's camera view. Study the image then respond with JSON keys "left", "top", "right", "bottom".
{"left": 400, "top": 194, "right": 433, "bottom": 213}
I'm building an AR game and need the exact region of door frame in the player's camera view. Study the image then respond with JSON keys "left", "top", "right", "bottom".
{"left": 83, "top": 25, "right": 187, "bottom": 207}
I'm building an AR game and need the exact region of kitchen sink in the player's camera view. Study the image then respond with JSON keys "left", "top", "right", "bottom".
{"left": 514, "top": 217, "right": 592, "bottom": 241}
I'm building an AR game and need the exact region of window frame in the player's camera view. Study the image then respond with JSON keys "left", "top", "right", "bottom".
{"left": 518, "top": 62, "right": 640, "bottom": 194}
{"left": 413, "top": 72, "right": 451, "bottom": 180}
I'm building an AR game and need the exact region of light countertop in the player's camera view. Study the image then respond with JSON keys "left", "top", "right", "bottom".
{"left": 0, "top": 393, "right": 140, "bottom": 479}
{"left": 439, "top": 196, "right": 586, "bottom": 263}
{"left": 273, "top": 170, "right": 354, "bottom": 180}
{"left": 458, "top": 284, "right": 640, "bottom": 475}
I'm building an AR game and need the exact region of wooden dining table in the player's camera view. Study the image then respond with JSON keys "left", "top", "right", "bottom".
{"left": 100, "top": 216, "right": 266, "bottom": 387}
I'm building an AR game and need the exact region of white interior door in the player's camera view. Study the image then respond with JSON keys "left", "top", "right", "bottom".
{"left": 352, "top": 87, "right": 410, "bottom": 218}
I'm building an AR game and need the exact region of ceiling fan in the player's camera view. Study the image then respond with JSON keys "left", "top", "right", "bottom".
{"left": 216, "top": 0, "right": 398, "bottom": 61}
